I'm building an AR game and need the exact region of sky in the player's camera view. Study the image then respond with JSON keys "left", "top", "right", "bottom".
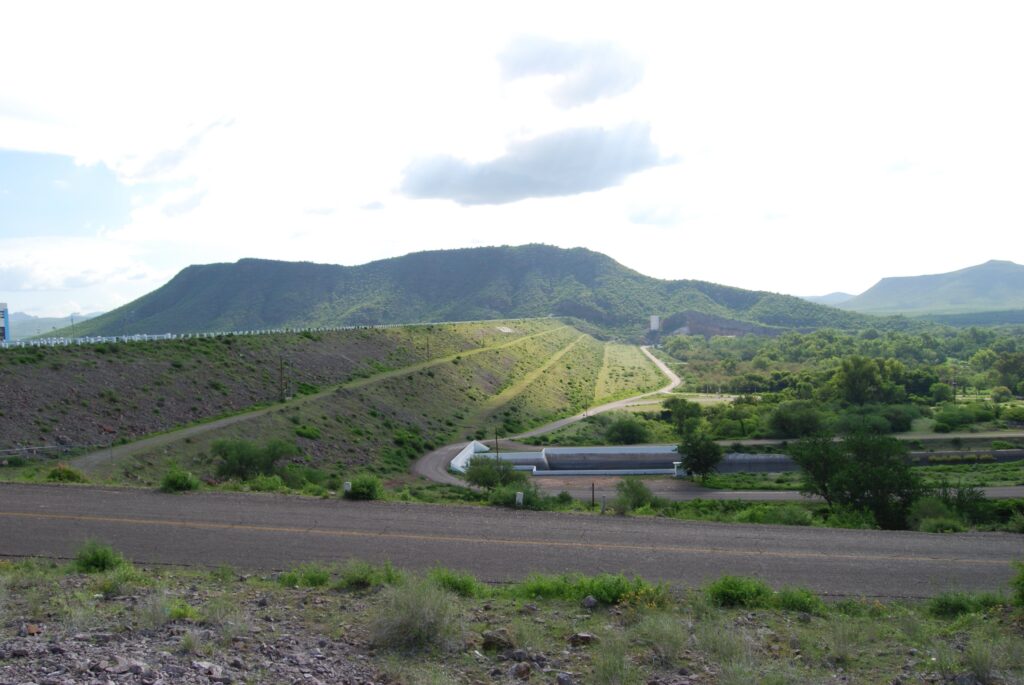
{"left": 2, "top": 1, "right": 1023, "bottom": 317}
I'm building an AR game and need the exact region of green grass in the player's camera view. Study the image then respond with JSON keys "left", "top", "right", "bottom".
{"left": 3, "top": 554, "right": 1023, "bottom": 683}
{"left": 593, "top": 343, "right": 665, "bottom": 404}
{"left": 72, "top": 540, "right": 126, "bottom": 573}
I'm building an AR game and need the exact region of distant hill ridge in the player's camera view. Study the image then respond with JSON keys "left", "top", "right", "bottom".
{"left": 838, "top": 260, "right": 1024, "bottom": 315}
{"left": 58, "top": 245, "right": 870, "bottom": 338}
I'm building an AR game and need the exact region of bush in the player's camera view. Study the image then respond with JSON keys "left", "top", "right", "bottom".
{"left": 774, "top": 586, "right": 826, "bottom": 615}
{"left": 247, "top": 474, "right": 286, "bottom": 492}
{"left": 279, "top": 563, "right": 331, "bottom": 588}
{"left": 47, "top": 463, "right": 86, "bottom": 483}
{"left": 732, "top": 504, "right": 813, "bottom": 526}
{"left": 295, "top": 425, "right": 321, "bottom": 440}
{"left": 613, "top": 477, "right": 657, "bottom": 513}
{"left": 369, "top": 579, "right": 462, "bottom": 652}
{"left": 807, "top": 504, "right": 874, "bottom": 530}
{"left": 705, "top": 575, "right": 773, "bottom": 608}
{"left": 908, "top": 496, "right": 958, "bottom": 530}
{"left": 334, "top": 559, "right": 403, "bottom": 591}
{"left": 605, "top": 415, "right": 651, "bottom": 444}
{"left": 214, "top": 439, "right": 298, "bottom": 480}
{"left": 73, "top": 540, "right": 125, "bottom": 573}
{"left": 160, "top": 467, "right": 200, "bottom": 493}
{"left": 487, "top": 483, "right": 548, "bottom": 510}
{"left": 465, "top": 456, "right": 526, "bottom": 490}
{"left": 918, "top": 516, "right": 966, "bottom": 533}
{"left": 427, "top": 567, "right": 482, "bottom": 597}
{"left": 508, "top": 572, "right": 666, "bottom": 606}
{"left": 345, "top": 473, "right": 384, "bottom": 500}
{"left": 927, "top": 591, "right": 1004, "bottom": 618}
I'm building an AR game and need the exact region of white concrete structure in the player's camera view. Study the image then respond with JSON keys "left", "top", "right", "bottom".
{"left": 649, "top": 315, "right": 661, "bottom": 331}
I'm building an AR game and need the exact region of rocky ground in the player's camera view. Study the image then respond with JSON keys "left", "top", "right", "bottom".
{"left": 2, "top": 556, "right": 1023, "bottom": 685}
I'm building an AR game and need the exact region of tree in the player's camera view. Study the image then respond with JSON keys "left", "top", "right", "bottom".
{"left": 833, "top": 355, "right": 883, "bottom": 405}
{"left": 663, "top": 396, "right": 702, "bottom": 435}
{"left": 769, "top": 400, "right": 824, "bottom": 438}
{"left": 465, "top": 456, "right": 525, "bottom": 490}
{"left": 789, "top": 435, "right": 845, "bottom": 507}
{"left": 991, "top": 386, "right": 1013, "bottom": 403}
{"left": 930, "top": 382, "right": 953, "bottom": 404}
{"left": 789, "top": 432, "right": 923, "bottom": 529}
{"left": 605, "top": 415, "right": 650, "bottom": 444}
{"left": 678, "top": 429, "right": 723, "bottom": 481}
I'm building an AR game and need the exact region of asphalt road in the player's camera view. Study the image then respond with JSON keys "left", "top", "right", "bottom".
{"left": 1, "top": 483, "right": 1020, "bottom": 599}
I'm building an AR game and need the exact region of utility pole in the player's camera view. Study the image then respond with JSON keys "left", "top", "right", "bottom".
{"left": 494, "top": 427, "right": 500, "bottom": 459}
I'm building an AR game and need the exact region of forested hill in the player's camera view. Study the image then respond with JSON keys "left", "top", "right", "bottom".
{"left": 838, "top": 260, "right": 1024, "bottom": 315}
{"left": 60, "top": 245, "right": 873, "bottom": 337}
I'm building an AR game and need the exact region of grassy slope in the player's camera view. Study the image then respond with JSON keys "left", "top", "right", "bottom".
{"left": 0, "top": 320, "right": 557, "bottom": 451}
{"left": 3, "top": 322, "right": 665, "bottom": 485}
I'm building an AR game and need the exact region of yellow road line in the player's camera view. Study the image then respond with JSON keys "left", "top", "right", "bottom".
{"left": 0, "top": 510, "right": 1009, "bottom": 567}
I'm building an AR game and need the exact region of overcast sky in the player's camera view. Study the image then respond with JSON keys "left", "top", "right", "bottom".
{"left": 2, "top": 1, "right": 1023, "bottom": 317}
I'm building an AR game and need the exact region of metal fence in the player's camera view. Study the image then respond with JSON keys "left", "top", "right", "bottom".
{"left": 0, "top": 317, "right": 533, "bottom": 350}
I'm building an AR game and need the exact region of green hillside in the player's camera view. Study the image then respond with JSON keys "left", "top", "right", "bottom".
{"left": 839, "top": 260, "right": 1024, "bottom": 315}
{"left": 0, "top": 319, "right": 666, "bottom": 485}
{"left": 56, "top": 245, "right": 871, "bottom": 339}
{"left": 9, "top": 311, "right": 101, "bottom": 340}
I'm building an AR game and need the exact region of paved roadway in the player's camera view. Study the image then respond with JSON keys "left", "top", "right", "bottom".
{"left": 1, "top": 483, "right": 1019, "bottom": 599}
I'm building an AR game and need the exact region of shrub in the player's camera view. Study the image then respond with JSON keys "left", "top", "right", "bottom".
{"left": 774, "top": 586, "right": 826, "bottom": 615}
{"left": 160, "top": 467, "right": 200, "bottom": 493}
{"left": 927, "top": 591, "right": 1004, "bottom": 618}
{"left": 908, "top": 496, "right": 958, "bottom": 530}
{"left": 247, "top": 474, "right": 286, "bottom": 492}
{"left": 334, "top": 559, "right": 403, "bottom": 591}
{"left": 92, "top": 564, "right": 143, "bottom": 599}
{"left": 279, "top": 563, "right": 331, "bottom": 588}
{"left": 605, "top": 415, "right": 651, "bottom": 444}
{"left": 631, "top": 612, "right": 685, "bottom": 666}
{"left": 918, "top": 516, "right": 966, "bottom": 533}
{"left": 732, "top": 504, "right": 813, "bottom": 526}
{"left": 706, "top": 575, "right": 773, "bottom": 608}
{"left": 73, "top": 540, "right": 125, "bottom": 573}
{"left": 507, "top": 572, "right": 665, "bottom": 606}
{"left": 167, "top": 598, "right": 201, "bottom": 621}
{"left": 345, "top": 473, "right": 384, "bottom": 500}
{"left": 295, "top": 425, "right": 321, "bottom": 440}
{"left": 465, "top": 456, "right": 526, "bottom": 490}
{"left": 213, "top": 439, "right": 299, "bottom": 480}
{"left": 427, "top": 567, "right": 481, "bottom": 597}
{"left": 369, "top": 579, "right": 462, "bottom": 652}
{"left": 613, "top": 477, "right": 657, "bottom": 513}
{"left": 47, "top": 463, "right": 86, "bottom": 483}
{"left": 487, "top": 483, "right": 548, "bottom": 510}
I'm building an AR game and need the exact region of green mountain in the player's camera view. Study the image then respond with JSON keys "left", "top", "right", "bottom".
{"left": 838, "top": 260, "right": 1024, "bottom": 315}
{"left": 58, "top": 244, "right": 871, "bottom": 338}
{"left": 801, "top": 292, "right": 854, "bottom": 306}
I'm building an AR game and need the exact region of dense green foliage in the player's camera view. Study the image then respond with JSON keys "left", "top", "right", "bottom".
{"left": 464, "top": 456, "right": 528, "bottom": 490}
{"left": 73, "top": 540, "right": 126, "bottom": 573}
{"left": 159, "top": 466, "right": 200, "bottom": 492}
{"left": 790, "top": 433, "right": 922, "bottom": 529}
{"left": 345, "top": 473, "right": 384, "bottom": 500}
{"left": 56, "top": 245, "right": 873, "bottom": 338}
{"left": 658, "top": 325, "right": 1024, "bottom": 439}
{"left": 213, "top": 439, "right": 299, "bottom": 480}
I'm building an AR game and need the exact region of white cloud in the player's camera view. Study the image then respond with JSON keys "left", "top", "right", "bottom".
{"left": 0, "top": 0, "right": 1022, "bottom": 315}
